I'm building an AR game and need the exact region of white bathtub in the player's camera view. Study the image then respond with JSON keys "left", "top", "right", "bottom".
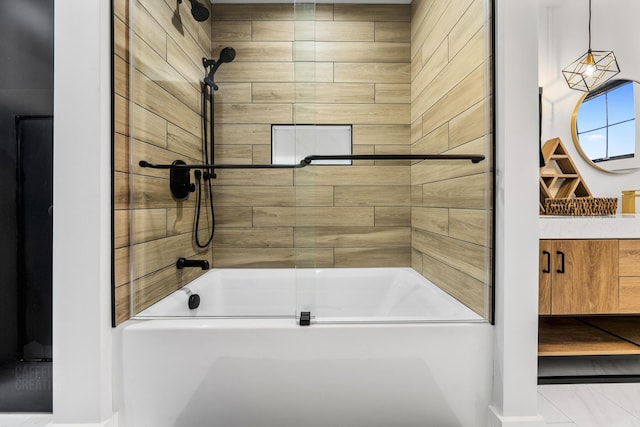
{"left": 137, "top": 267, "right": 484, "bottom": 322}
{"left": 118, "top": 268, "right": 492, "bottom": 427}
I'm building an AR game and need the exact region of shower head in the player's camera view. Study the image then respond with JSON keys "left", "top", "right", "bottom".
{"left": 203, "top": 47, "right": 237, "bottom": 90}
{"left": 189, "top": 0, "right": 210, "bottom": 22}
{"left": 178, "top": 0, "right": 210, "bottom": 22}
{"left": 204, "top": 47, "right": 236, "bottom": 70}
{"left": 218, "top": 47, "right": 236, "bottom": 64}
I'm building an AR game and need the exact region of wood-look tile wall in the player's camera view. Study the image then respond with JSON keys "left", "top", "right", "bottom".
{"left": 209, "top": 4, "right": 412, "bottom": 269}
{"left": 410, "top": 0, "right": 493, "bottom": 317}
{"left": 112, "top": 1, "right": 493, "bottom": 324}
{"left": 113, "top": 0, "right": 213, "bottom": 324}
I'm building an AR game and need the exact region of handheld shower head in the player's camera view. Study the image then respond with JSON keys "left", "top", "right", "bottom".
{"left": 218, "top": 47, "right": 236, "bottom": 64}
{"left": 205, "top": 47, "right": 236, "bottom": 72}
{"left": 203, "top": 47, "right": 237, "bottom": 90}
{"left": 212, "top": 47, "right": 236, "bottom": 73}
{"left": 178, "top": 0, "right": 210, "bottom": 22}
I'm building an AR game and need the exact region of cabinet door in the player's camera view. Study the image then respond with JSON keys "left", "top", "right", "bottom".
{"left": 619, "top": 277, "right": 640, "bottom": 313}
{"left": 619, "top": 240, "right": 640, "bottom": 313}
{"left": 619, "top": 240, "right": 640, "bottom": 276}
{"left": 552, "top": 240, "right": 618, "bottom": 314}
{"left": 539, "top": 240, "right": 552, "bottom": 314}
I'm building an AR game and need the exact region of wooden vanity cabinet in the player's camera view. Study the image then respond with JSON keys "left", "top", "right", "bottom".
{"left": 619, "top": 240, "right": 640, "bottom": 313}
{"left": 539, "top": 239, "right": 618, "bottom": 314}
{"left": 538, "top": 235, "right": 640, "bottom": 356}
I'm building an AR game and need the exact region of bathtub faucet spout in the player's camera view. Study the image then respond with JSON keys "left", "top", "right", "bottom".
{"left": 176, "top": 257, "right": 210, "bottom": 270}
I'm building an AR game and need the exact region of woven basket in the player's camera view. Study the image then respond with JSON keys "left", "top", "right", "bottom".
{"left": 544, "top": 197, "right": 618, "bottom": 216}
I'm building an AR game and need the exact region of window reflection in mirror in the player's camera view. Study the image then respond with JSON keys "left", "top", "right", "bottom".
{"left": 572, "top": 79, "right": 640, "bottom": 173}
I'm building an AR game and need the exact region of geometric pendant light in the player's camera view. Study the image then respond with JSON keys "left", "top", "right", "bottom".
{"left": 562, "top": 0, "right": 620, "bottom": 92}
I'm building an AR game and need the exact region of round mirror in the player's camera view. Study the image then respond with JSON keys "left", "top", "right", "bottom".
{"left": 571, "top": 79, "right": 640, "bottom": 173}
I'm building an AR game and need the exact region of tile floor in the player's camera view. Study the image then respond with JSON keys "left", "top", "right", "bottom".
{"left": 0, "top": 414, "right": 51, "bottom": 427}
{"left": 3, "top": 384, "right": 640, "bottom": 426}
{"left": 539, "top": 383, "right": 640, "bottom": 426}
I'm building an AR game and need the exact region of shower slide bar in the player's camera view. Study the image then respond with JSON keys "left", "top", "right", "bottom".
{"left": 139, "top": 154, "right": 485, "bottom": 170}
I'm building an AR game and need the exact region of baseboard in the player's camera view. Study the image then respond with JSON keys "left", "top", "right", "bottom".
{"left": 488, "top": 406, "right": 547, "bottom": 427}
{"left": 47, "top": 412, "right": 118, "bottom": 427}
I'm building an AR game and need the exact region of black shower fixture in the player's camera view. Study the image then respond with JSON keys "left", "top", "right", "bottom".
{"left": 176, "top": 257, "right": 209, "bottom": 270}
{"left": 190, "top": 46, "right": 237, "bottom": 250}
{"left": 178, "top": 0, "right": 209, "bottom": 22}
{"left": 203, "top": 47, "right": 236, "bottom": 90}
{"left": 169, "top": 160, "right": 195, "bottom": 200}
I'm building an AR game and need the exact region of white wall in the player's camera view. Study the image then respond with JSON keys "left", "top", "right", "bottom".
{"left": 539, "top": 0, "right": 640, "bottom": 202}
{"left": 490, "top": 1, "right": 545, "bottom": 426}
{"left": 52, "top": 0, "right": 115, "bottom": 425}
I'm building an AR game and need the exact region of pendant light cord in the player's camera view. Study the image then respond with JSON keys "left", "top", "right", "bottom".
{"left": 588, "top": 0, "right": 592, "bottom": 50}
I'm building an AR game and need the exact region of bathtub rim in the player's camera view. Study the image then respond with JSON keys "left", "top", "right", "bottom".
{"left": 124, "top": 317, "right": 490, "bottom": 330}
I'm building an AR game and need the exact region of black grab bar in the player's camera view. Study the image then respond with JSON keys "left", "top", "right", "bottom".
{"left": 139, "top": 153, "right": 485, "bottom": 170}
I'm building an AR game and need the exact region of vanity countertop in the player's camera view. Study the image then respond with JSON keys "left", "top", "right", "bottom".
{"left": 539, "top": 214, "right": 640, "bottom": 239}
